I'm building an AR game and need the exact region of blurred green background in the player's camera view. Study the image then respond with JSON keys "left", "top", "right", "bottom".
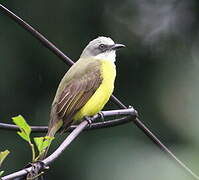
{"left": 1, "top": 0, "right": 199, "bottom": 179}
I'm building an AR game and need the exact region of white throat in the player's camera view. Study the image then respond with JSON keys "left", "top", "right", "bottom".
{"left": 94, "top": 51, "right": 116, "bottom": 63}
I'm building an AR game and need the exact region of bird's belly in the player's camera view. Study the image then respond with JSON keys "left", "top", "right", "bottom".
{"left": 73, "top": 60, "right": 116, "bottom": 121}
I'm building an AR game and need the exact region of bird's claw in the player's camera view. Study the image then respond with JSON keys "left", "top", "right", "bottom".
{"left": 98, "top": 111, "right": 105, "bottom": 121}
{"left": 84, "top": 116, "right": 93, "bottom": 128}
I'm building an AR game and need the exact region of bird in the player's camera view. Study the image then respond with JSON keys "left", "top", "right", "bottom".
{"left": 43, "top": 36, "right": 125, "bottom": 158}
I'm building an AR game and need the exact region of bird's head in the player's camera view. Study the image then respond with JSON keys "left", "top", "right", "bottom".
{"left": 80, "top": 36, "right": 125, "bottom": 62}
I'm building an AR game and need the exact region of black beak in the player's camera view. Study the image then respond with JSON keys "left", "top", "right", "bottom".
{"left": 111, "top": 43, "right": 126, "bottom": 50}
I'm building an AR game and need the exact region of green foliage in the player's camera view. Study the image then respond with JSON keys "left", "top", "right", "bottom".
{"left": 12, "top": 115, "right": 54, "bottom": 162}
{"left": 0, "top": 150, "right": 9, "bottom": 167}
{"left": 0, "top": 171, "right": 4, "bottom": 176}
{"left": 0, "top": 150, "right": 10, "bottom": 177}
{"left": 34, "top": 136, "right": 54, "bottom": 155}
{"left": 12, "top": 115, "right": 31, "bottom": 142}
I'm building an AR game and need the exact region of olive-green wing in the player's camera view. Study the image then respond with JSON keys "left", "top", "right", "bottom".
{"left": 56, "top": 67, "right": 102, "bottom": 129}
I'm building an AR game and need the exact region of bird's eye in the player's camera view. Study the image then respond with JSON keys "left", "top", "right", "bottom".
{"left": 99, "top": 44, "right": 106, "bottom": 50}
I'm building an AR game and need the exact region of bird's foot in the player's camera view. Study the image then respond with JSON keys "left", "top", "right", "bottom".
{"left": 98, "top": 111, "right": 105, "bottom": 121}
{"left": 84, "top": 116, "right": 94, "bottom": 128}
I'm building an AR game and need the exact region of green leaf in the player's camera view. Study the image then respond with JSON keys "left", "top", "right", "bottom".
{"left": 12, "top": 115, "right": 31, "bottom": 142}
{"left": 0, "top": 171, "right": 4, "bottom": 176}
{"left": 34, "top": 136, "right": 54, "bottom": 154}
{"left": 0, "top": 150, "right": 10, "bottom": 167}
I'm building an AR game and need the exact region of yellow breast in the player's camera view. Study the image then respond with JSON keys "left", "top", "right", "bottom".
{"left": 73, "top": 60, "right": 116, "bottom": 120}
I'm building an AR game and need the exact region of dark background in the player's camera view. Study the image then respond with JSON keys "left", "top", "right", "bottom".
{"left": 1, "top": 0, "right": 199, "bottom": 179}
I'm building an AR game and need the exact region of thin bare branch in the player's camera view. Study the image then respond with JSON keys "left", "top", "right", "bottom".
{"left": 43, "top": 120, "right": 88, "bottom": 165}
{"left": 0, "top": 108, "right": 136, "bottom": 132}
